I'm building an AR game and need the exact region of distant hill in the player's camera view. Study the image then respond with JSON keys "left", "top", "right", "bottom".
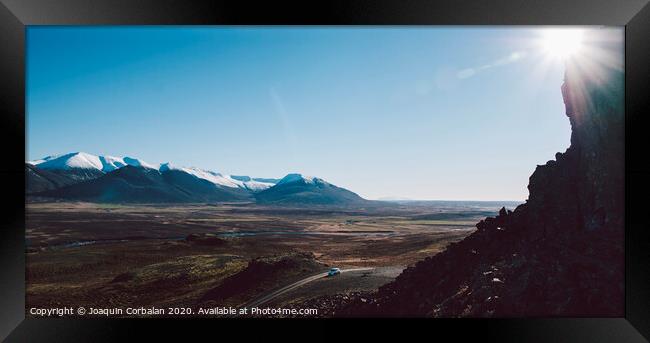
{"left": 254, "top": 173, "right": 368, "bottom": 206}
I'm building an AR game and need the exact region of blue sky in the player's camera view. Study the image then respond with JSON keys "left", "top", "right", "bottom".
{"left": 27, "top": 26, "right": 589, "bottom": 201}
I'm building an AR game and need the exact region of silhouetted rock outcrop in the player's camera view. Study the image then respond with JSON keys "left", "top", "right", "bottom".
{"left": 339, "top": 36, "right": 624, "bottom": 317}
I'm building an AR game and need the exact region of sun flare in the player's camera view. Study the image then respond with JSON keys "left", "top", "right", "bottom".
{"left": 540, "top": 28, "right": 585, "bottom": 60}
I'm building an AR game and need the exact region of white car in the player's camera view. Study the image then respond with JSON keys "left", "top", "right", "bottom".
{"left": 327, "top": 267, "right": 341, "bottom": 277}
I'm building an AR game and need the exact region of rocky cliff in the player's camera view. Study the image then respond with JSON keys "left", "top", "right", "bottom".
{"left": 340, "top": 40, "right": 624, "bottom": 317}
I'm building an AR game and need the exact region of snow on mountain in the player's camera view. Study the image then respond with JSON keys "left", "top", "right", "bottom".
{"left": 33, "top": 152, "right": 104, "bottom": 171}
{"left": 276, "top": 173, "right": 326, "bottom": 186}
{"left": 230, "top": 175, "right": 276, "bottom": 191}
{"left": 29, "top": 152, "right": 276, "bottom": 191}
{"left": 255, "top": 173, "right": 366, "bottom": 205}
{"left": 230, "top": 175, "right": 253, "bottom": 182}
{"left": 29, "top": 152, "right": 156, "bottom": 173}
{"left": 231, "top": 175, "right": 279, "bottom": 187}
{"left": 123, "top": 157, "right": 157, "bottom": 169}
{"left": 252, "top": 177, "right": 280, "bottom": 184}
{"left": 158, "top": 163, "right": 274, "bottom": 191}
{"left": 99, "top": 155, "right": 127, "bottom": 172}
{"left": 160, "top": 163, "right": 242, "bottom": 188}
{"left": 241, "top": 179, "right": 275, "bottom": 191}
{"left": 28, "top": 154, "right": 60, "bottom": 166}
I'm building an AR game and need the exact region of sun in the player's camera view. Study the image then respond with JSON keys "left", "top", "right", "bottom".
{"left": 539, "top": 28, "right": 585, "bottom": 60}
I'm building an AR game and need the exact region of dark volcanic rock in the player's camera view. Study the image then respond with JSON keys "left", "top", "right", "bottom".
{"left": 199, "top": 252, "right": 325, "bottom": 304}
{"left": 111, "top": 272, "right": 135, "bottom": 283}
{"left": 184, "top": 234, "right": 227, "bottom": 246}
{"left": 338, "top": 37, "right": 624, "bottom": 317}
{"left": 281, "top": 291, "right": 373, "bottom": 318}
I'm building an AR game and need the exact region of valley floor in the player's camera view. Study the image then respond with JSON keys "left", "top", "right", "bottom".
{"left": 25, "top": 201, "right": 514, "bottom": 317}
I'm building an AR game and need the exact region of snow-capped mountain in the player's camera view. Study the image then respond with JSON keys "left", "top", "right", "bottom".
{"left": 29, "top": 152, "right": 155, "bottom": 173}
{"left": 159, "top": 163, "right": 240, "bottom": 188}
{"left": 231, "top": 176, "right": 281, "bottom": 190}
{"left": 158, "top": 163, "right": 275, "bottom": 191}
{"left": 239, "top": 179, "right": 277, "bottom": 191}
{"left": 255, "top": 173, "right": 367, "bottom": 205}
{"left": 275, "top": 173, "right": 327, "bottom": 186}
{"left": 28, "top": 152, "right": 277, "bottom": 192}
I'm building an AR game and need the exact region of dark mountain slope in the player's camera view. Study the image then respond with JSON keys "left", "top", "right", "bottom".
{"left": 339, "top": 44, "right": 624, "bottom": 317}
{"left": 26, "top": 163, "right": 104, "bottom": 194}
{"left": 25, "top": 163, "right": 80, "bottom": 194}
{"left": 161, "top": 169, "right": 252, "bottom": 202}
{"left": 36, "top": 166, "right": 190, "bottom": 203}
{"left": 36, "top": 166, "right": 252, "bottom": 203}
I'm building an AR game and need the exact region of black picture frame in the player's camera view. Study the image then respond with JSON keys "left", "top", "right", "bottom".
{"left": 1, "top": 0, "right": 649, "bottom": 341}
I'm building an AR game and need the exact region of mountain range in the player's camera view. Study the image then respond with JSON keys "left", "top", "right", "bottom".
{"left": 26, "top": 152, "right": 368, "bottom": 205}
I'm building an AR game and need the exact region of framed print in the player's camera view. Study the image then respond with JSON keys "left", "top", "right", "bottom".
{"left": 1, "top": 0, "right": 649, "bottom": 341}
